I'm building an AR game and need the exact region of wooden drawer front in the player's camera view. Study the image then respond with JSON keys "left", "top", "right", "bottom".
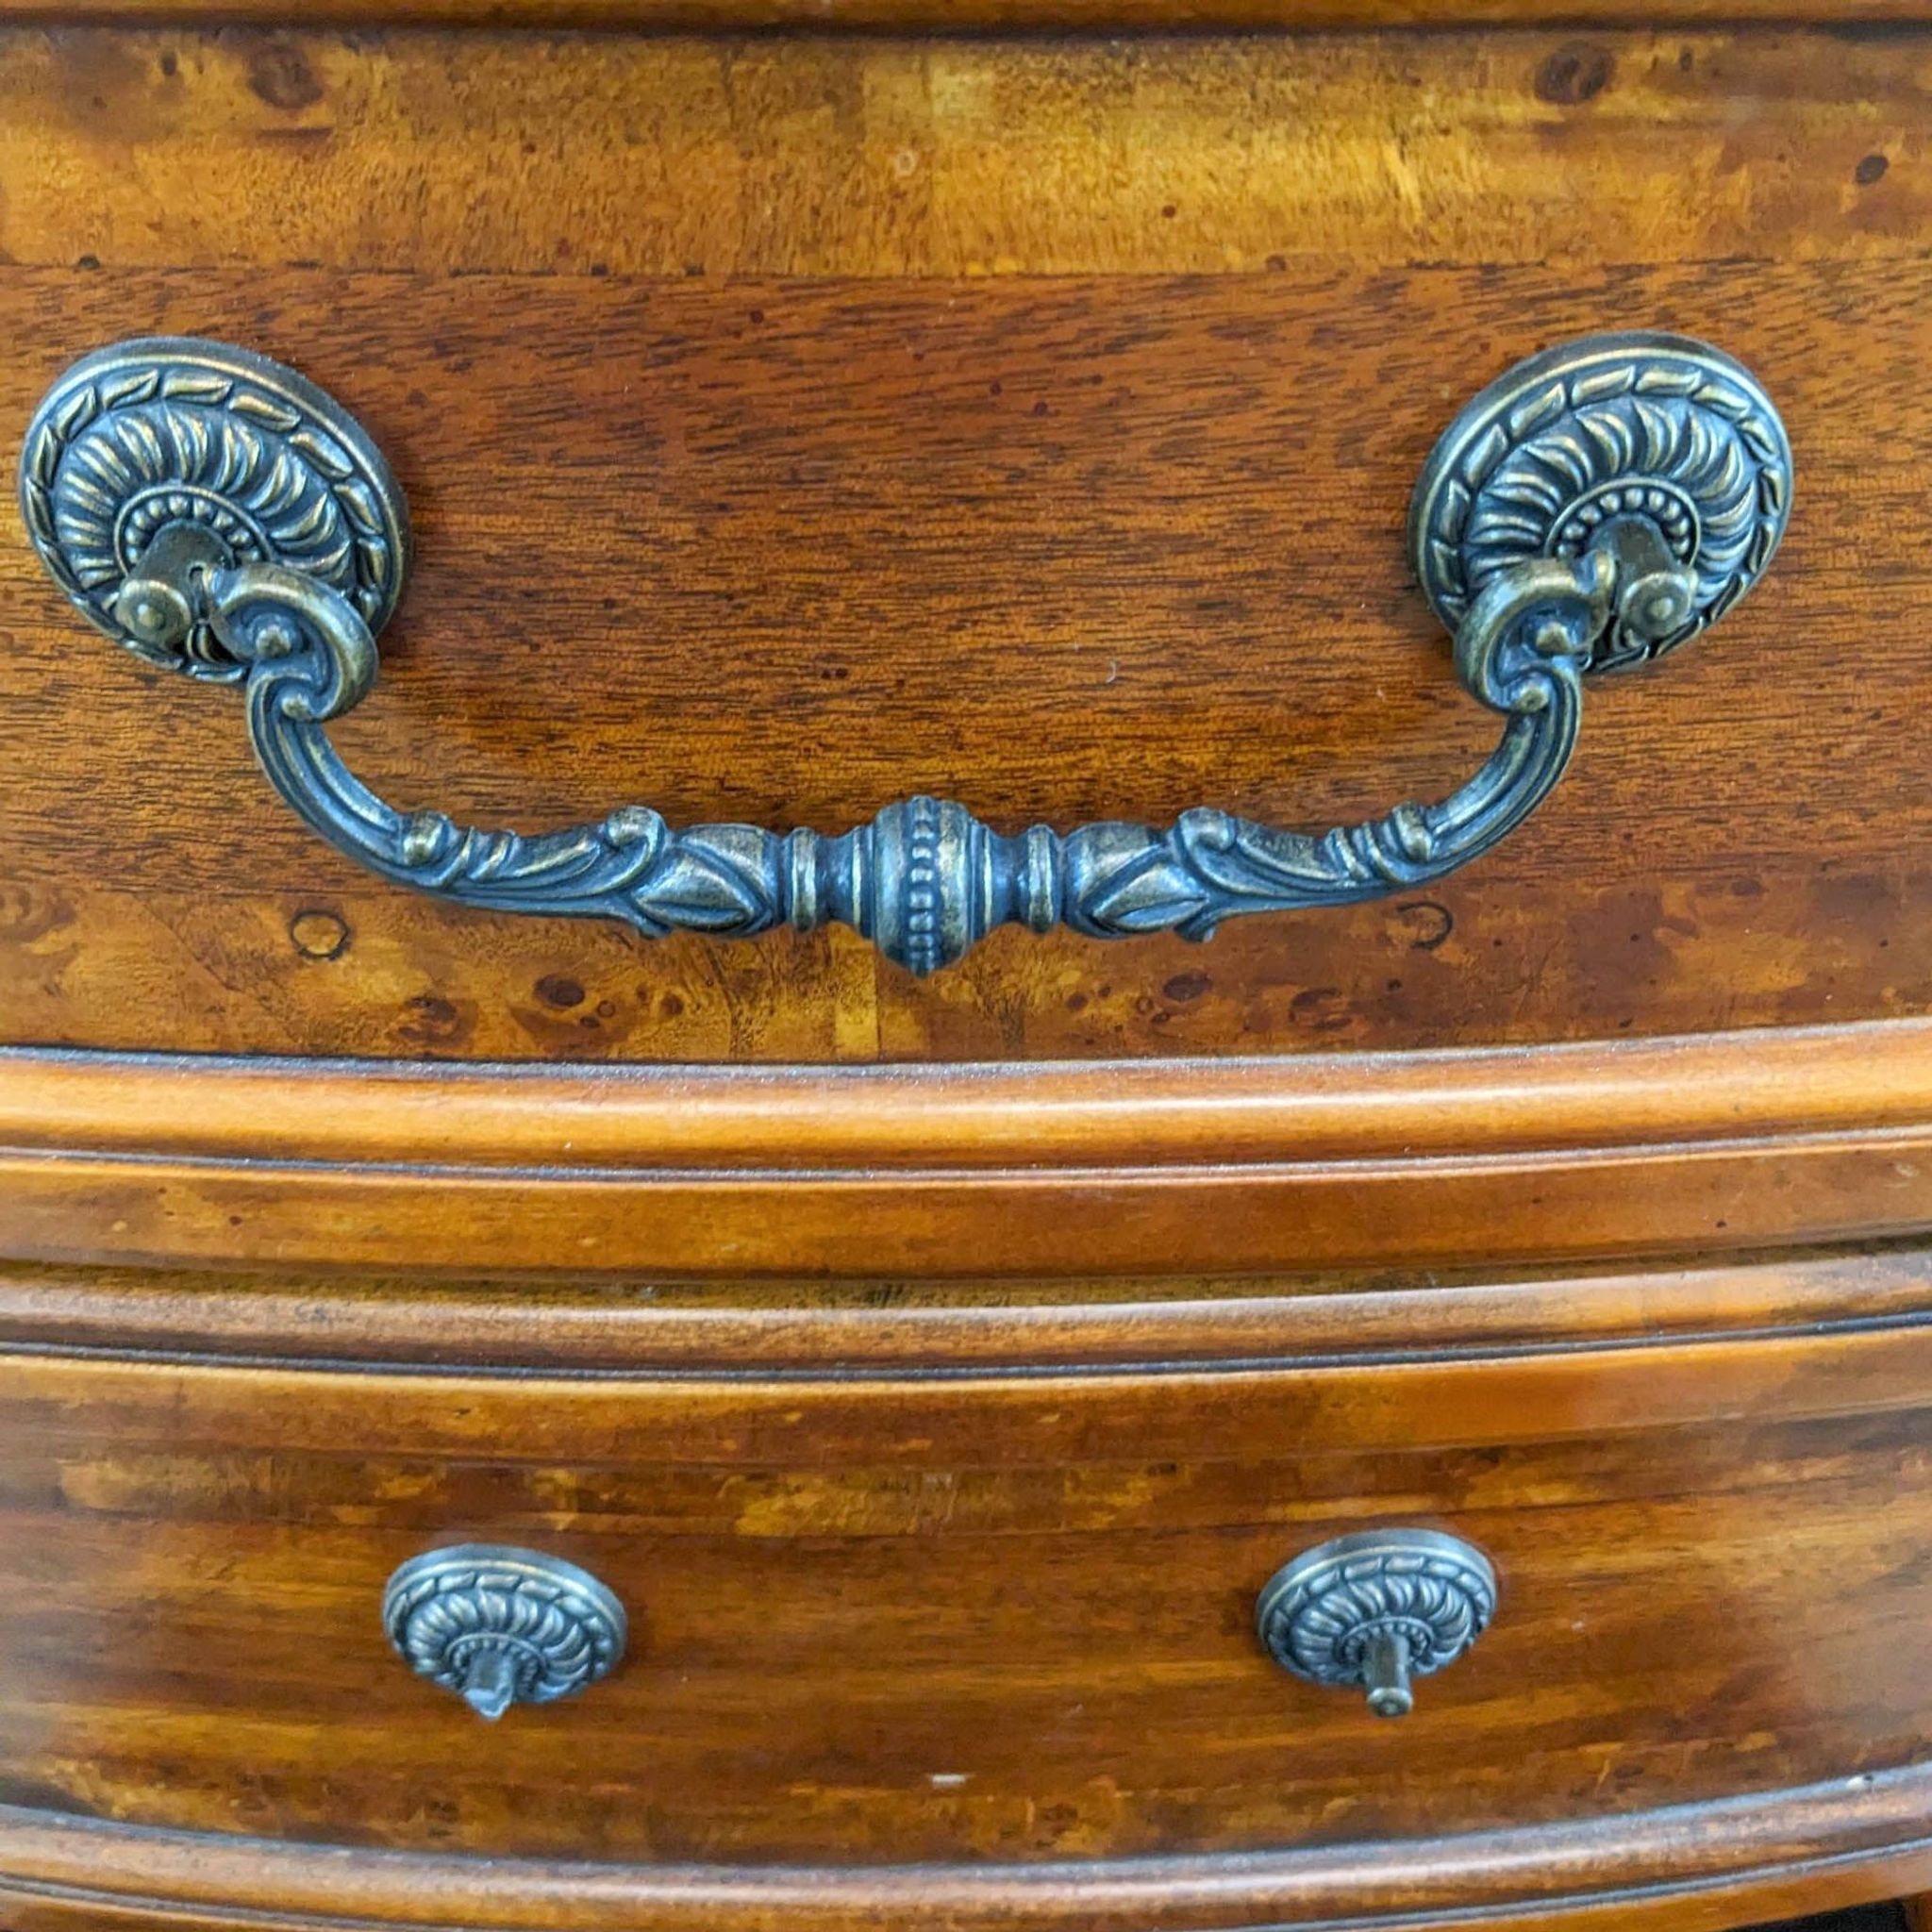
{"left": 0, "top": 1339, "right": 1926, "bottom": 1870}
{"left": 1, "top": 27, "right": 1929, "bottom": 1062}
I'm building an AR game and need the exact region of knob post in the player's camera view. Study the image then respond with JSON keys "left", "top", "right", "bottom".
{"left": 1360, "top": 1629, "right": 1414, "bottom": 1719}
{"left": 461, "top": 1648, "right": 519, "bottom": 1722}
{"left": 109, "top": 522, "right": 231, "bottom": 661}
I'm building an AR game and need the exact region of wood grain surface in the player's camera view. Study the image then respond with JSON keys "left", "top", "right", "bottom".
{"left": 0, "top": 30, "right": 1923, "bottom": 277}
{"left": 0, "top": 27, "right": 1926, "bottom": 1060}
{"left": 0, "top": 0, "right": 1924, "bottom": 28}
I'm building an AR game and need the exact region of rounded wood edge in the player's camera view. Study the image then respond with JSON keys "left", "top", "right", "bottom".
{"left": 8, "top": 1128, "right": 1932, "bottom": 1275}
{"left": 0, "top": 1245, "right": 1926, "bottom": 1371}
{"left": 1, "top": 1763, "right": 1929, "bottom": 1932}
{"left": 8, "top": 1019, "right": 1932, "bottom": 1174}
{"left": 3, "top": 1317, "right": 1931, "bottom": 1457}
{"left": 7, "top": 1022, "right": 1932, "bottom": 1275}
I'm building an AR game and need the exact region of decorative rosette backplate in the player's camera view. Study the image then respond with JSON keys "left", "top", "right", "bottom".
{"left": 382, "top": 1544, "right": 627, "bottom": 1722}
{"left": 1257, "top": 1528, "right": 1497, "bottom": 1718}
{"left": 1410, "top": 331, "right": 1791, "bottom": 672}
{"left": 19, "top": 336, "right": 408, "bottom": 683}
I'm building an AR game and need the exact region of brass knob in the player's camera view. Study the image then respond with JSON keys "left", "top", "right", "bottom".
{"left": 1256, "top": 1529, "right": 1496, "bottom": 1718}
{"left": 382, "top": 1544, "right": 626, "bottom": 1721}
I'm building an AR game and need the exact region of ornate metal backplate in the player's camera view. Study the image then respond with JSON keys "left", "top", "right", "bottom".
{"left": 1409, "top": 331, "right": 1791, "bottom": 672}
{"left": 20, "top": 330, "right": 1791, "bottom": 975}
{"left": 382, "top": 1544, "right": 627, "bottom": 1722}
{"left": 19, "top": 336, "right": 408, "bottom": 683}
{"left": 1257, "top": 1529, "right": 1497, "bottom": 1718}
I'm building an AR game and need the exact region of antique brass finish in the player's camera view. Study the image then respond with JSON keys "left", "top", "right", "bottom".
{"left": 20, "top": 332, "right": 1790, "bottom": 975}
{"left": 1257, "top": 1529, "right": 1498, "bottom": 1719}
{"left": 381, "top": 1545, "right": 627, "bottom": 1722}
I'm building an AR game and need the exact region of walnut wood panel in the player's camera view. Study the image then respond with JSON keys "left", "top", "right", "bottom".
{"left": 0, "top": 27, "right": 1926, "bottom": 1060}
{"left": 0, "top": 1334, "right": 1924, "bottom": 1888}
{"left": 7, "top": 1024, "right": 1932, "bottom": 1274}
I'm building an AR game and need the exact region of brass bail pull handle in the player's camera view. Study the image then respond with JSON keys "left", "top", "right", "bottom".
{"left": 20, "top": 332, "right": 1790, "bottom": 976}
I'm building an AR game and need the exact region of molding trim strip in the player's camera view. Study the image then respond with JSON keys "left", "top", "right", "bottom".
{"left": 2, "top": 1762, "right": 1931, "bottom": 1932}
{"left": 10, "top": 1019, "right": 1932, "bottom": 1172}
{"left": 0, "top": 3, "right": 1914, "bottom": 30}
{"left": 1, "top": 1246, "right": 1928, "bottom": 1373}
{"left": 8, "top": 1019, "right": 1932, "bottom": 1276}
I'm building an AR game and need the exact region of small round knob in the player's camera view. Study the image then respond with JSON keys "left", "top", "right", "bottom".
{"left": 382, "top": 1544, "right": 626, "bottom": 1721}
{"left": 1256, "top": 1528, "right": 1495, "bottom": 1719}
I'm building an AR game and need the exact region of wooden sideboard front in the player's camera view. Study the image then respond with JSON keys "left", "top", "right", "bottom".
{"left": 2, "top": 10, "right": 1931, "bottom": 1932}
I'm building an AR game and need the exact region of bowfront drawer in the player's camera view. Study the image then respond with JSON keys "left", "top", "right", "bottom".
{"left": 1, "top": 1257, "right": 1930, "bottom": 1931}
{"left": 0, "top": 25, "right": 1926, "bottom": 1063}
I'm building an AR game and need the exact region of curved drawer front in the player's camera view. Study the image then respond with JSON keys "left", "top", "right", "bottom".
{"left": 0, "top": 25, "right": 1926, "bottom": 1063}
{"left": 0, "top": 1311, "right": 1928, "bottom": 1907}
